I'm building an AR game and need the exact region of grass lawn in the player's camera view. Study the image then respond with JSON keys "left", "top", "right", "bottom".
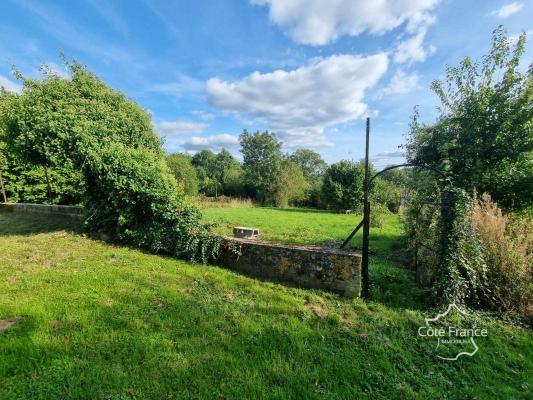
{"left": 0, "top": 210, "right": 531, "bottom": 399}
{"left": 202, "top": 206, "right": 403, "bottom": 256}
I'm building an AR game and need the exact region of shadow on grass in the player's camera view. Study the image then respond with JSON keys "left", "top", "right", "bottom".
{"left": 0, "top": 210, "right": 428, "bottom": 312}
{"left": 0, "top": 211, "right": 81, "bottom": 236}
{"left": 257, "top": 206, "right": 347, "bottom": 215}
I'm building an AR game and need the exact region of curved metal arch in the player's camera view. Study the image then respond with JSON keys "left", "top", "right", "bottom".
{"left": 340, "top": 162, "right": 448, "bottom": 250}
{"left": 368, "top": 163, "right": 450, "bottom": 187}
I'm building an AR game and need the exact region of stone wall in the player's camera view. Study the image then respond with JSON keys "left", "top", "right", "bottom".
{"left": 218, "top": 238, "right": 362, "bottom": 298}
{"left": 0, "top": 203, "right": 82, "bottom": 218}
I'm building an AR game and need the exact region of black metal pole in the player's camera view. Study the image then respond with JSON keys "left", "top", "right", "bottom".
{"left": 361, "top": 117, "right": 370, "bottom": 298}
{"left": 340, "top": 218, "right": 363, "bottom": 249}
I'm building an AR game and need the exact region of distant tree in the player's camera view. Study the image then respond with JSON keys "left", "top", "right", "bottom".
{"left": 321, "top": 160, "right": 373, "bottom": 211}
{"left": 379, "top": 167, "right": 409, "bottom": 187}
{"left": 406, "top": 26, "right": 533, "bottom": 209}
{"left": 289, "top": 149, "right": 328, "bottom": 207}
{"left": 239, "top": 130, "right": 282, "bottom": 204}
{"left": 289, "top": 149, "right": 327, "bottom": 177}
{"left": 192, "top": 149, "right": 217, "bottom": 194}
{"left": 223, "top": 165, "right": 245, "bottom": 197}
{"left": 191, "top": 149, "right": 243, "bottom": 196}
{"left": 270, "top": 160, "right": 308, "bottom": 207}
{"left": 166, "top": 153, "right": 199, "bottom": 196}
{"left": 215, "top": 149, "right": 242, "bottom": 195}
{"left": 370, "top": 177, "right": 403, "bottom": 213}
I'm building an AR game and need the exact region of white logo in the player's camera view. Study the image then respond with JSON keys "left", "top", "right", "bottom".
{"left": 418, "top": 303, "right": 488, "bottom": 361}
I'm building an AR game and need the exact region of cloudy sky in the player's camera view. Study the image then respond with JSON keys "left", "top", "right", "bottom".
{"left": 0, "top": 1, "right": 531, "bottom": 168}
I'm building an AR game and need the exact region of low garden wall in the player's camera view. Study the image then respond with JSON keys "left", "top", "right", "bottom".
{"left": 1, "top": 203, "right": 361, "bottom": 297}
{"left": 0, "top": 203, "right": 83, "bottom": 218}
{"left": 218, "top": 238, "right": 362, "bottom": 298}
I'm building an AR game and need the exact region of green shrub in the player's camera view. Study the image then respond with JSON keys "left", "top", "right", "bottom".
{"left": 435, "top": 188, "right": 487, "bottom": 307}
{"left": 370, "top": 177, "right": 403, "bottom": 213}
{"left": 321, "top": 160, "right": 368, "bottom": 211}
{"left": 1, "top": 63, "right": 220, "bottom": 262}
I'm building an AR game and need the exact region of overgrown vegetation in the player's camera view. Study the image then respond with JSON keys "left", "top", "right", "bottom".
{"left": 406, "top": 26, "right": 532, "bottom": 210}
{"left": 405, "top": 27, "right": 532, "bottom": 314}
{"left": 472, "top": 193, "right": 532, "bottom": 313}
{"left": 0, "top": 62, "right": 220, "bottom": 262}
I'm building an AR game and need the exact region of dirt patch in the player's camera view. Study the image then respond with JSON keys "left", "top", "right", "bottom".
{"left": 305, "top": 303, "right": 329, "bottom": 320}
{"left": 0, "top": 317, "right": 23, "bottom": 333}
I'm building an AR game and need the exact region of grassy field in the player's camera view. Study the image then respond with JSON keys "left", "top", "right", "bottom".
{"left": 202, "top": 206, "right": 403, "bottom": 256}
{"left": 0, "top": 210, "right": 532, "bottom": 399}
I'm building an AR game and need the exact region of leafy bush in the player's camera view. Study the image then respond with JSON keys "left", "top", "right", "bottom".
{"left": 321, "top": 160, "right": 369, "bottom": 211}
{"left": 406, "top": 186, "right": 532, "bottom": 314}
{"left": 435, "top": 188, "right": 488, "bottom": 307}
{"left": 1, "top": 63, "right": 220, "bottom": 262}
{"left": 370, "top": 177, "right": 403, "bottom": 213}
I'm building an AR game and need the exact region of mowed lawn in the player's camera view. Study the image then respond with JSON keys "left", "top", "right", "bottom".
{"left": 0, "top": 211, "right": 532, "bottom": 399}
{"left": 202, "top": 206, "right": 403, "bottom": 256}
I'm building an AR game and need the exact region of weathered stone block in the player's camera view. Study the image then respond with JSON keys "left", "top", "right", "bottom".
{"left": 233, "top": 226, "right": 260, "bottom": 239}
{"left": 218, "top": 237, "right": 361, "bottom": 298}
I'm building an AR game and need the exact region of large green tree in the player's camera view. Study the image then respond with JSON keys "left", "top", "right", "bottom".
{"left": 239, "top": 130, "right": 282, "bottom": 204}
{"left": 270, "top": 159, "right": 308, "bottom": 208}
{"left": 321, "top": 160, "right": 374, "bottom": 211}
{"left": 191, "top": 148, "right": 242, "bottom": 196}
{"left": 289, "top": 149, "right": 327, "bottom": 178}
{"left": 289, "top": 149, "right": 328, "bottom": 207}
{"left": 406, "top": 26, "right": 532, "bottom": 209}
{"left": 1, "top": 62, "right": 219, "bottom": 261}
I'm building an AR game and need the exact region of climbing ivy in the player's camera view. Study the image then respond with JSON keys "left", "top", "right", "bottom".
{"left": 434, "top": 187, "right": 488, "bottom": 307}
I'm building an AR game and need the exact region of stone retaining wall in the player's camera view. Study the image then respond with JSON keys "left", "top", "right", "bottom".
{"left": 1, "top": 203, "right": 361, "bottom": 297}
{"left": 0, "top": 203, "right": 83, "bottom": 218}
{"left": 218, "top": 238, "right": 361, "bottom": 297}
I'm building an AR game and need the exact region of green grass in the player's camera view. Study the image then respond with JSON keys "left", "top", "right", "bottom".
{"left": 202, "top": 206, "right": 404, "bottom": 257}
{"left": 0, "top": 211, "right": 531, "bottom": 399}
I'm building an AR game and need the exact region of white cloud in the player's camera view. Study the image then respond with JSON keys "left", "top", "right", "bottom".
{"left": 370, "top": 150, "right": 406, "bottom": 167}
{"left": 490, "top": 2, "right": 523, "bottom": 18}
{"left": 509, "top": 29, "right": 533, "bottom": 43}
{"left": 251, "top": 0, "right": 440, "bottom": 45}
{"left": 207, "top": 53, "right": 388, "bottom": 148}
{"left": 393, "top": 25, "right": 436, "bottom": 64}
{"left": 181, "top": 134, "right": 240, "bottom": 152}
{"left": 0, "top": 75, "right": 22, "bottom": 94}
{"left": 155, "top": 120, "right": 209, "bottom": 136}
{"left": 147, "top": 74, "right": 205, "bottom": 96}
{"left": 191, "top": 110, "right": 216, "bottom": 121}
{"left": 381, "top": 69, "right": 419, "bottom": 96}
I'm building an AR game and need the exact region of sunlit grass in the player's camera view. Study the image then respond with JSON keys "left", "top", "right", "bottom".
{"left": 0, "top": 211, "right": 531, "bottom": 399}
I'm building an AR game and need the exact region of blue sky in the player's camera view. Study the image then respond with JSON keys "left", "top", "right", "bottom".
{"left": 1, "top": 0, "right": 531, "bottom": 168}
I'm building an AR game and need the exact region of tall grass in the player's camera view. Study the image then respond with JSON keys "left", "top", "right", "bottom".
{"left": 197, "top": 195, "right": 254, "bottom": 208}
{"left": 473, "top": 193, "right": 532, "bottom": 315}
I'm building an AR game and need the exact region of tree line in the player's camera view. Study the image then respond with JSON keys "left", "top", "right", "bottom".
{"left": 166, "top": 131, "right": 405, "bottom": 213}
